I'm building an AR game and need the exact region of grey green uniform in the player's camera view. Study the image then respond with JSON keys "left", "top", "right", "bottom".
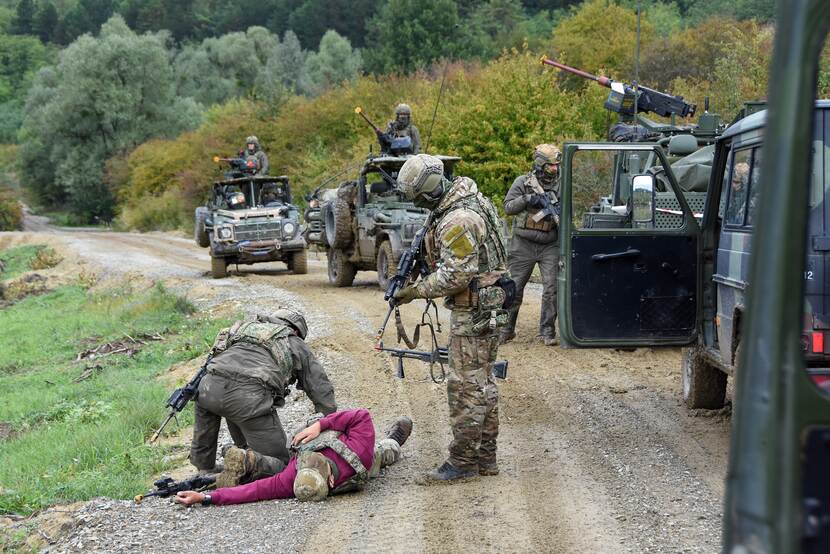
{"left": 409, "top": 177, "right": 509, "bottom": 470}
{"left": 384, "top": 121, "right": 421, "bottom": 154}
{"left": 190, "top": 319, "right": 336, "bottom": 478}
{"left": 502, "top": 172, "right": 560, "bottom": 339}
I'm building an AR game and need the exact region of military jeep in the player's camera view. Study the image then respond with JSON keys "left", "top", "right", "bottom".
{"left": 194, "top": 175, "right": 307, "bottom": 279}
{"left": 554, "top": 102, "right": 830, "bottom": 410}
{"left": 306, "top": 154, "right": 460, "bottom": 288}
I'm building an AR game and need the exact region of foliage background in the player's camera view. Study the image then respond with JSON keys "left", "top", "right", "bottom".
{"left": 0, "top": 0, "right": 796, "bottom": 225}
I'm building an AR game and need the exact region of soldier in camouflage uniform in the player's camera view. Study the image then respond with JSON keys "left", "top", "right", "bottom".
{"left": 189, "top": 308, "right": 336, "bottom": 486}
{"left": 379, "top": 104, "right": 421, "bottom": 154}
{"left": 394, "top": 154, "right": 511, "bottom": 482}
{"left": 501, "top": 144, "right": 562, "bottom": 346}
{"left": 242, "top": 135, "right": 269, "bottom": 175}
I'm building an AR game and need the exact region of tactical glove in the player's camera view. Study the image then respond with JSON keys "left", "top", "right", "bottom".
{"left": 528, "top": 194, "right": 546, "bottom": 209}
{"left": 393, "top": 285, "right": 419, "bottom": 305}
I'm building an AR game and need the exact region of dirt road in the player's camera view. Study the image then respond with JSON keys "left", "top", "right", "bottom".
{"left": 13, "top": 227, "right": 730, "bottom": 553}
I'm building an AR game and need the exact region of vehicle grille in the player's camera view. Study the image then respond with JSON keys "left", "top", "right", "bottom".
{"left": 234, "top": 221, "right": 282, "bottom": 241}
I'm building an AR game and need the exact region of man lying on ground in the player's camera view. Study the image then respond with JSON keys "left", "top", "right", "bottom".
{"left": 174, "top": 408, "right": 412, "bottom": 505}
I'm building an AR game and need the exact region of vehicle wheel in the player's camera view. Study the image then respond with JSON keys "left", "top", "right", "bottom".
{"left": 327, "top": 249, "right": 356, "bottom": 287}
{"left": 325, "top": 199, "right": 353, "bottom": 249}
{"left": 376, "top": 241, "right": 397, "bottom": 290}
{"left": 210, "top": 256, "right": 228, "bottom": 279}
{"left": 681, "top": 346, "right": 727, "bottom": 409}
{"left": 291, "top": 249, "right": 308, "bottom": 275}
{"left": 194, "top": 207, "right": 210, "bottom": 248}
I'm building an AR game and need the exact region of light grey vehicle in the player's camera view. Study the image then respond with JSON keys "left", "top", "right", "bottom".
{"left": 306, "top": 154, "right": 460, "bottom": 288}
{"left": 194, "top": 175, "right": 307, "bottom": 279}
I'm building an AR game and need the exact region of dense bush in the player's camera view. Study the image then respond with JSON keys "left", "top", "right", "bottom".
{"left": 0, "top": 188, "right": 22, "bottom": 230}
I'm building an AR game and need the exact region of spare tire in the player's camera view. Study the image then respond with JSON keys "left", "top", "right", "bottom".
{"left": 325, "top": 198, "right": 353, "bottom": 249}
{"left": 194, "top": 207, "right": 210, "bottom": 248}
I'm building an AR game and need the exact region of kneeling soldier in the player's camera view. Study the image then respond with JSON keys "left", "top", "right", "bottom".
{"left": 189, "top": 309, "right": 336, "bottom": 484}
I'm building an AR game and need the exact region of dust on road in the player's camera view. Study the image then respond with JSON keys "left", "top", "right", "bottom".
{"left": 4, "top": 228, "right": 730, "bottom": 553}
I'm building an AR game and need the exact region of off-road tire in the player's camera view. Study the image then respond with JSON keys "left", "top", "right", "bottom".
{"left": 327, "top": 248, "right": 356, "bottom": 287}
{"left": 210, "top": 256, "right": 228, "bottom": 279}
{"left": 291, "top": 249, "right": 308, "bottom": 275}
{"left": 376, "top": 241, "right": 397, "bottom": 290}
{"left": 194, "top": 207, "right": 210, "bottom": 248}
{"left": 325, "top": 198, "right": 353, "bottom": 249}
{"left": 682, "top": 346, "right": 727, "bottom": 409}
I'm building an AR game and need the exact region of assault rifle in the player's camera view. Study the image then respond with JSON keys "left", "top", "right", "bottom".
{"left": 134, "top": 475, "right": 216, "bottom": 504}
{"left": 378, "top": 345, "right": 509, "bottom": 380}
{"left": 540, "top": 57, "right": 696, "bottom": 119}
{"left": 149, "top": 354, "right": 212, "bottom": 443}
{"left": 528, "top": 179, "right": 561, "bottom": 226}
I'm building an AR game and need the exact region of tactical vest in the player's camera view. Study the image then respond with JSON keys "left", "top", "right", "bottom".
{"left": 515, "top": 173, "right": 560, "bottom": 236}
{"left": 425, "top": 181, "right": 509, "bottom": 277}
{"left": 209, "top": 316, "right": 295, "bottom": 393}
{"left": 295, "top": 430, "right": 370, "bottom": 494}
{"left": 425, "top": 182, "right": 513, "bottom": 332}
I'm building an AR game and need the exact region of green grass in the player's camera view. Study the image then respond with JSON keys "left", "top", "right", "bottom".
{"left": 0, "top": 245, "right": 45, "bottom": 282}
{"left": 0, "top": 282, "right": 229, "bottom": 515}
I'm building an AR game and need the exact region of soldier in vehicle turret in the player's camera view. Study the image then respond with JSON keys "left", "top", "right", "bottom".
{"left": 189, "top": 309, "right": 336, "bottom": 487}
{"left": 241, "top": 135, "right": 269, "bottom": 175}
{"left": 379, "top": 104, "right": 421, "bottom": 154}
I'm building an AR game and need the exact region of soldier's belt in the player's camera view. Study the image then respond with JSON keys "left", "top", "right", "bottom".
{"left": 521, "top": 217, "right": 554, "bottom": 232}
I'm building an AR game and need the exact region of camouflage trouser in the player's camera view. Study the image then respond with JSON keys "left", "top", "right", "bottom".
{"left": 446, "top": 333, "right": 500, "bottom": 470}
{"left": 190, "top": 374, "right": 287, "bottom": 480}
{"left": 505, "top": 236, "right": 558, "bottom": 337}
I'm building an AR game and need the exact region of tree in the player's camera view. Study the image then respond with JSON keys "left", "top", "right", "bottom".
{"left": 300, "top": 30, "right": 361, "bottom": 95}
{"left": 285, "top": 0, "right": 380, "bottom": 49}
{"left": 12, "top": 0, "right": 35, "bottom": 35}
{"left": 33, "top": 0, "right": 58, "bottom": 43}
{"left": 58, "top": 0, "right": 115, "bottom": 43}
{"left": 364, "top": 0, "right": 470, "bottom": 74}
{"left": 174, "top": 26, "right": 279, "bottom": 106}
{"left": 18, "top": 15, "right": 201, "bottom": 220}
{"left": 255, "top": 30, "right": 307, "bottom": 104}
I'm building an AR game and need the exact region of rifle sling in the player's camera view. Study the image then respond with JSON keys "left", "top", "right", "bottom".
{"left": 394, "top": 307, "right": 421, "bottom": 349}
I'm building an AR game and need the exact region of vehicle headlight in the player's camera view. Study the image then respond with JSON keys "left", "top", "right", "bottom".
{"left": 217, "top": 226, "right": 233, "bottom": 240}
{"left": 283, "top": 222, "right": 296, "bottom": 236}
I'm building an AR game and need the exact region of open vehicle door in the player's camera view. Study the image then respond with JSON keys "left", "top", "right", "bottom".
{"left": 558, "top": 143, "right": 702, "bottom": 347}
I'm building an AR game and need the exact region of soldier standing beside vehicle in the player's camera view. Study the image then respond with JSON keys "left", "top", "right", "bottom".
{"left": 379, "top": 104, "right": 421, "bottom": 154}
{"left": 242, "top": 135, "right": 269, "bottom": 175}
{"left": 189, "top": 309, "right": 336, "bottom": 487}
{"left": 500, "top": 144, "right": 562, "bottom": 346}
{"left": 394, "top": 154, "right": 511, "bottom": 482}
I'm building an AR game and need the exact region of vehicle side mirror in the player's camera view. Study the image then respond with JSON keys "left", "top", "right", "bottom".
{"left": 631, "top": 174, "right": 656, "bottom": 226}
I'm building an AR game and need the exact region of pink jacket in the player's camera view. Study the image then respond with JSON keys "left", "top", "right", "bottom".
{"left": 210, "top": 409, "right": 376, "bottom": 505}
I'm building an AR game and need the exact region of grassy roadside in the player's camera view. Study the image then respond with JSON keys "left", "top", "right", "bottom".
{"left": 0, "top": 246, "right": 228, "bottom": 517}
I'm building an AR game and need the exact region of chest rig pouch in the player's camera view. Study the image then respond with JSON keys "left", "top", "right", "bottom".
{"left": 467, "top": 273, "right": 516, "bottom": 334}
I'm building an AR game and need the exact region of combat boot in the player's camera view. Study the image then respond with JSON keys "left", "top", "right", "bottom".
{"left": 418, "top": 461, "right": 478, "bottom": 484}
{"left": 499, "top": 330, "right": 516, "bottom": 344}
{"left": 197, "top": 463, "right": 223, "bottom": 476}
{"left": 385, "top": 416, "right": 413, "bottom": 447}
{"left": 216, "top": 447, "right": 255, "bottom": 488}
{"left": 478, "top": 460, "right": 499, "bottom": 476}
{"left": 542, "top": 336, "right": 559, "bottom": 347}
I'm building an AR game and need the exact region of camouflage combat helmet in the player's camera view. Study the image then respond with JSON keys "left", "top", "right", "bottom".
{"left": 394, "top": 103, "right": 412, "bottom": 127}
{"left": 533, "top": 144, "right": 562, "bottom": 171}
{"left": 293, "top": 451, "right": 332, "bottom": 502}
{"left": 246, "top": 136, "right": 260, "bottom": 151}
{"left": 397, "top": 154, "right": 445, "bottom": 209}
{"left": 267, "top": 308, "right": 308, "bottom": 340}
